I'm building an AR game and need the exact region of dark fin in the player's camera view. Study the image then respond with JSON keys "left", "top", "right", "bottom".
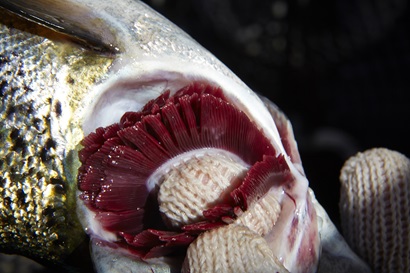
{"left": 0, "top": 0, "right": 117, "bottom": 53}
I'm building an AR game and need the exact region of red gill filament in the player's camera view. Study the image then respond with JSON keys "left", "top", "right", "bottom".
{"left": 77, "top": 82, "right": 291, "bottom": 258}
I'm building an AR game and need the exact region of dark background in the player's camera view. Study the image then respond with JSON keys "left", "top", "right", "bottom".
{"left": 2, "top": 0, "right": 409, "bottom": 272}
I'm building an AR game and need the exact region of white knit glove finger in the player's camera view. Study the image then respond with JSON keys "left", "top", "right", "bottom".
{"left": 340, "top": 148, "right": 410, "bottom": 273}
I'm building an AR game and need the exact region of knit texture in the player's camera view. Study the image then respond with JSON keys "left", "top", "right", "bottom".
{"left": 235, "top": 191, "right": 281, "bottom": 236}
{"left": 158, "top": 154, "right": 247, "bottom": 228}
{"left": 182, "top": 224, "right": 289, "bottom": 273}
{"left": 340, "top": 148, "right": 410, "bottom": 273}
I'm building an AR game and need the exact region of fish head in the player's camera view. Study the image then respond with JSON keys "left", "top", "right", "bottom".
{"left": 0, "top": 0, "right": 370, "bottom": 272}
{"left": 67, "top": 2, "right": 320, "bottom": 272}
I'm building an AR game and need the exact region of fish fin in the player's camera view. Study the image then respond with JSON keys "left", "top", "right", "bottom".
{"left": 0, "top": 0, "right": 118, "bottom": 53}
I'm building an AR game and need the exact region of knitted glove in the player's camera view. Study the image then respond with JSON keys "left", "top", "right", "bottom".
{"left": 340, "top": 148, "right": 410, "bottom": 273}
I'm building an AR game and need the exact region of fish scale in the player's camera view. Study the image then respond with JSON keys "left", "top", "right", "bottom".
{"left": 0, "top": 8, "right": 112, "bottom": 264}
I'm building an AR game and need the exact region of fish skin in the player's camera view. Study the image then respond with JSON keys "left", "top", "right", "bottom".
{"left": 0, "top": 0, "right": 370, "bottom": 272}
{"left": 0, "top": 7, "right": 113, "bottom": 264}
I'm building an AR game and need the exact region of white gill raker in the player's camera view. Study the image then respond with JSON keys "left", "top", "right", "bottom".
{"left": 182, "top": 224, "right": 289, "bottom": 273}
{"left": 339, "top": 148, "right": 410, "bottom": 273}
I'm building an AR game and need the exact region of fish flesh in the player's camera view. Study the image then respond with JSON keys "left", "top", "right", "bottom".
{"left": 0, "top": 0, "right": 371, "bottom": 272}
